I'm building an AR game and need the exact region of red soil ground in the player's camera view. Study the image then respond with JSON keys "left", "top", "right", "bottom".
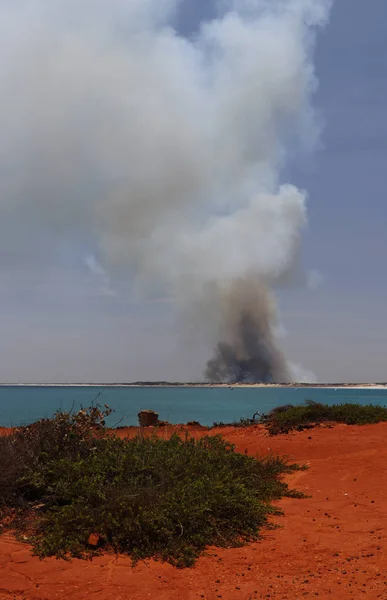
{"left": 1, "top": 422, "right": 387, "bottom": 600}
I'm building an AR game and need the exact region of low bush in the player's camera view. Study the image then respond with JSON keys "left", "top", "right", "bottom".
{"left": 0, "top": 404, "right": 111, "bottom": 508}
{"left": 262, "top": 400, "right": 387, "bottom": 435}
{"left": 0, "top": 405, "right": 304, "bottom": 567}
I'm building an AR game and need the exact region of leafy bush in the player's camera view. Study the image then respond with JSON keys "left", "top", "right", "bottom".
{"left": 0, "top": 404, "right": 111, "bottom": 508}
{"left": 0, "top": 405, "right": 304, "bottom": 567}
{"left": 262, "top": 400, "right": 387, "bottom": 435}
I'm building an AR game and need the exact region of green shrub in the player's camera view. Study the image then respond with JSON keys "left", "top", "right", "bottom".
{"left": 262, "top": 400, "right": 387, "bottom": 435}
{"left": 0, "top": 404, "right": 111, "bottom": 508}
{"left": 0, "top": 405, "right": 304, "bottom": 567}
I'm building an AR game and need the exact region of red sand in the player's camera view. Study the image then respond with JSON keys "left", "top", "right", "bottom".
{"left": 1, "top": 422, "right": 387, "bottom": 599}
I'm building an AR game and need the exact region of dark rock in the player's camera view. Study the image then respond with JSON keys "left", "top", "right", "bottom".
{"left": 138, "top": 410, "right": 159, "bottom": 427}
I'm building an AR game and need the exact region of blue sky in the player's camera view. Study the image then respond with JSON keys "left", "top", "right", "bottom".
{"left": 280, "top": 0, "right": 387, "bottom": 381}
{"left": 0, "top": 0, "right": 386, "bottom": 383}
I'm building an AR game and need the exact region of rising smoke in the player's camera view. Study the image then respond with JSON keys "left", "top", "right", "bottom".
{"left": 0, "top": 0, "right": 332, "bottom": 382}
{"left": 205, "top": 278, "right": 289, "bottom": 383}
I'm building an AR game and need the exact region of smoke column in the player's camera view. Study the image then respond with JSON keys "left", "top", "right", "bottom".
{"left": 205, "top": 277, "right": 289, "bottom": 383}
{"left": 0, "top": 0, "right": 332, "bottom": 382}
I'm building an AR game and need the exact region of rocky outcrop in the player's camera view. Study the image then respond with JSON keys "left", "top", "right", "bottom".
{"left": 137, "top": 410, "right": 159, "bottom": 427}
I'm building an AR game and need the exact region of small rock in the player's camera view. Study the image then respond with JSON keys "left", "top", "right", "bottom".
{"left": 138, "top": 410, "right": 159, "bottom": 427}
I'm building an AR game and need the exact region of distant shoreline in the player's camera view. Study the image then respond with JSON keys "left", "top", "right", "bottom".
{"left": 1, "top": 382, "right": 386, "bottom": 389}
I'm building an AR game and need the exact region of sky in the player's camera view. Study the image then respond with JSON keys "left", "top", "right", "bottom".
{"left": 0, "top": 0, "right": 386, "bottom": 383}
{"left": 279, "top": 0, "right": 387, "bottom": 382}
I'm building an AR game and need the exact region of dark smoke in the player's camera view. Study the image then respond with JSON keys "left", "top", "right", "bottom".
{"left": 205, "top": 278, "right": 290, "bottom": 383}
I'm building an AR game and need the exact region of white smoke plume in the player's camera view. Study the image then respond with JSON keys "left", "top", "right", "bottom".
{"left": 0, "top": 0, "right": 331, "bottom": 381}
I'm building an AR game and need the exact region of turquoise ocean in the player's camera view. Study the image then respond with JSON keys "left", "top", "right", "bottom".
{"left": 0, "top": 385, "right": 386, "bottom": 428}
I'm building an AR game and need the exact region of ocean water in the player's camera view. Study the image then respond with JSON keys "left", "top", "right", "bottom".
{"left": 0, "top": 385, "right": 386, "bottom": 428}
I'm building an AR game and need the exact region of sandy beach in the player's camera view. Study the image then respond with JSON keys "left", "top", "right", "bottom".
{"left": 1, "top": 383, "right": 386, "bottom": 389}
{"left": 1, "top": 421, "right": 387, "bottom": 599}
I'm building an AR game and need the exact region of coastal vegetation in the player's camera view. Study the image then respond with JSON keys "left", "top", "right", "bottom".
{"left": 0, "top": 405, "right": 304, "bottom": 567}
{"left": 213, "top": 400, "right": 387, "bottom": 434}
